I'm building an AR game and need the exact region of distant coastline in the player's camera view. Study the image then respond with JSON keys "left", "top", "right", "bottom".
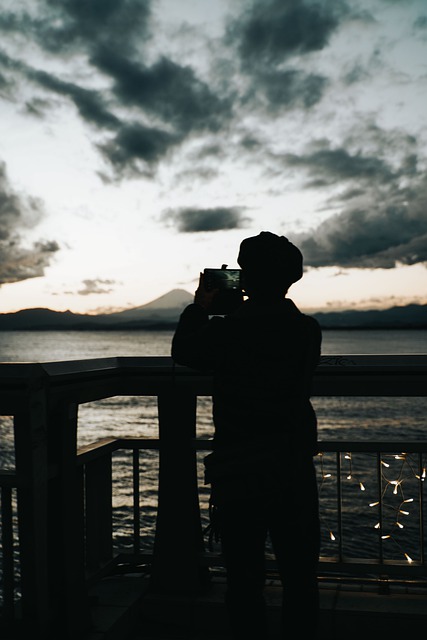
{"left": 1, "top": 322, "right": 426, "bottom": 331}
{"left": 0, "top": 289, "right": 426, "bottom": 332}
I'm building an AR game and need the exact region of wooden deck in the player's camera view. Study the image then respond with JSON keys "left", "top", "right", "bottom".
{"left": 86, "top": 571, "right": 427, "bottom": 640}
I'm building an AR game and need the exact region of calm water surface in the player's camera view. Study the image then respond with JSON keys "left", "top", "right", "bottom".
{"left": 0, "top": 328, "right": 426, "bottom": 361}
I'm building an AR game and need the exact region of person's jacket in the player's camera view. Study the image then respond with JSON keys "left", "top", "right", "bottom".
{"left": 172, "top": 298, "right": 321, "bottom": 456}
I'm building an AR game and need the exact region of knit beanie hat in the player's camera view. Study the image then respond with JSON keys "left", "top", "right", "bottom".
{"left": 237, "top": 231, "right": 303, "bottom": 288}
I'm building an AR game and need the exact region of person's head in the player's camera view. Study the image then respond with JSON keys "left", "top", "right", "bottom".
{"left": 237, "top": 231, "right": 303, "bottom": 301}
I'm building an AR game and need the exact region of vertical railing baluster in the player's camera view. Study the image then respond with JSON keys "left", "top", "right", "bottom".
{"left": 336, "top": 451, "right": 343, "bottom": 562}
{"left": 377, "top": 451, "right": 383, "bottom": 564}
{"left": 418, "top": 452, "right": 424, "bottom": 564}
{"left": 133, "top": 448, "right": 140, "bottom": 556}
{"left": 1, "top": 485, "right": 14, "bottom": 619}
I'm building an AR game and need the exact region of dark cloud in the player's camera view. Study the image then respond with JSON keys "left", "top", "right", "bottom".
{"left": 0, "top": 161, "right": 59, "bottom": 284}
{"left": 92, "top": 49, "right": 232, "bottom": 135}
{"left": 413, "top": 15, "right": 427, "bottom": 31}
{"left": 284, "top": 127, "right": 427, "bottom": 269}
{"left": 30, "top": 68, "right": 120, "bottom": 129}
{"left": 293, "top": 177, "right": 427, "bottom": 269}
{"left": 0, "top": 239, "right": 59, "bottom": 286}
{"left": 280, "top": 123, "right": 419, "bottom": 188}
{"left": 162, "top": 207, "right": 251, "bottom": 232}
{"left": 224, "top": 0, "right": 348, "bottom": 114}
{"left": 0, "top": 0, "right": 425, "bottom": 279}
{"left": 98, "top": 122, "right": 180, "bottom": 179}
{"left": 293, "top": 195, "right": 427, "bottom": 269}
{"left": 247, "top": 69, "right": 328, "bottom": 112}
{"left": 0, "top": 1, "right": 235, "bottom": 179}
{"left": 24, "top": 97, "right": 53, "bottom": 118}
{"left": 228, "top": 0, "right": 345, "bottom": 66}
{"left": 21, "top": 0, "right": 152, "bottom": 55}
{"left": 0, "top": 0, "right": 340, "bottom": 183}
{"left": 77, "top": 279, "right": 116, "bottom": 296}
{"left": 283, "top": 146, "right": 395, "bottom": 185}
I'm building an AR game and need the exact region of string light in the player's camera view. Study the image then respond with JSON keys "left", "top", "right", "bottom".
{"left": 371, "top": 452, "right": 424, "bottom": 563}
{"left": 317, "top": 450, "right": 425, "bottom": 566}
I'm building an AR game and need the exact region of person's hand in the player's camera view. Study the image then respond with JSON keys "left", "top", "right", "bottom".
{"left": 194, "top": 273, "right": 218, "bottom": 311}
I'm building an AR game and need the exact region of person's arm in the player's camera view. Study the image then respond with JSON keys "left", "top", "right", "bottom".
{"left": 171, "top": 273, "right": 221, "bottom": 370}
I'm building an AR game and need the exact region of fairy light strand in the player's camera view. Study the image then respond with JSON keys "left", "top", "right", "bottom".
{"left": 317, "top": 451, "right": 426, "bottom": 565}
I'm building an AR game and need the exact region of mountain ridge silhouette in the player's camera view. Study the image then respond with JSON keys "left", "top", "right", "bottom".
{"left": 0, "top": 289, "right": 426, "bottom": 330}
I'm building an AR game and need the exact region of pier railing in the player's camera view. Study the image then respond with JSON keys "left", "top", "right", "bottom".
{"left": 0, "top": 354, "right": 426, "bottom": 638}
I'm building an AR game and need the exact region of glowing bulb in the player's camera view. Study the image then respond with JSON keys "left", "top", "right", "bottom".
{"left": 370, "top": 501, "right": 379, "bottom": 507}
{"left": 324, "top": 473, "right": 331, "bottom": 478}
{"left": 359, "top": 482, "right": 365, "bottom": 491}
{"left": 404, "top": 498, "right": 414, "bottom": 503}
{"left": 422, "top": 468, "right": 426, "bottom": 481}
{"left": 399, "top": 510, "right": 409, "bottom": 516}
{"left": 381, "top": 461, "right": 390, "bottom": 467}
{"left": 345, "top": 454, "right": 351, "bottom": 459}
{"left": 347, "top": 474, "right": 352, "bottom": 480}
{"left": 382, "top": 535, "right": 391, "bottom": 539}
{"left": 405, "top": 553, "right": 413, "bottom": 563}
{"left": 374, "top": 523, "right": 380, "bottom": 529}
{"left": 329, "top": 531, "right": 336, "bottom": 541}
{"left": 396, "top": 522, "right": 404, "bottom": 529}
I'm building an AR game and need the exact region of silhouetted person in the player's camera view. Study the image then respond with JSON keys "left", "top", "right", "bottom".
{"left": 172, "top": 231, "right": 321, "bottom": 639}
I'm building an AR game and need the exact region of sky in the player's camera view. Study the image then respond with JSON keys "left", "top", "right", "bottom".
{"left": 0, "top": 0, "right": 426, "bottom": 315}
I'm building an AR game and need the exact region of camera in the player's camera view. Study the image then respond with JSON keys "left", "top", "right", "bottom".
{"left": 203, "top": 266, "right": 244, "bottom": 314}
{"left": 204, "top": 267, "right": 242, "bottom": 292}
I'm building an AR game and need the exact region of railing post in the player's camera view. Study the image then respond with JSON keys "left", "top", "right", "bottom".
{"left": 150, "top": 386, "right": 208, "bottom": 593}
{"left": 13, "top": 380, "right": 50, "bottom": 636}
{"left": 46, "top": 398, "right": 90, "bottom": 637}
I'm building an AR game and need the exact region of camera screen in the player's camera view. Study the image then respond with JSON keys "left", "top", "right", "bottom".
{"left": 204, "top": 268, "right": 242, "bottom": 291}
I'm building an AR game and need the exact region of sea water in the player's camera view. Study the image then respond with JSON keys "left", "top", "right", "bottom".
{"left": 0, "top": 329, "right": 426, "bottom": 562}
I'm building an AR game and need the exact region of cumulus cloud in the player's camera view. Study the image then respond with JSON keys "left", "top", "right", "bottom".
{"left": 162, "top": 207, "right": 251, "bottom": 232}
{"left": 0, "top": 161, "right": 59, "bottom": 284}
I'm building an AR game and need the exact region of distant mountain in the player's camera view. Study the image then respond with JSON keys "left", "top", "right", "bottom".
{"left": 312, "top": 304, "right": 427, "bottom": 329}
{"left": 0, "top": 289, "right": 194, "bottom": 331}
{"left": 105, "top": 289, "right": 193, "bottom": 322}
{"left": 0, "top": 291, "right": 426, "bottom": 330}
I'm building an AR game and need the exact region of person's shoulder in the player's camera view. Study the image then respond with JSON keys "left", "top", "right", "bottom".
{"left": 287, "top": 301, "right": 321, "bottom": 334}
{"left": 300, "top": 311, "right": 320, "bottom": 325}
{"left": 300, "top": 312, "right": 321, "bottom": 332}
